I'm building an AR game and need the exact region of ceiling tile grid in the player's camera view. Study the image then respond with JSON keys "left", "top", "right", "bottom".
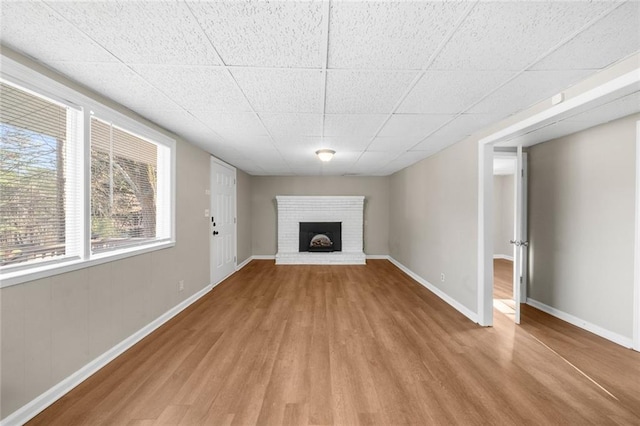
{"left": 186, "top": 1, "right": 324, "bottom": 68}
{"left": 0, "top": 1, "right": 117, "bottom": 63}
{"left": 259, "top": 113, "right": 323, "bottom": 139}
{"left": 46, "top": 61, "right": 179, "bottom": 111}
{"left": 398, "top": 70, "right": 516, "bottom": 114}
{"left": 468, "top": 69, "right": 595, "bottom": 118}
{"left": 132, "top": 65, "right": 252, "bottom": 112}
{"left": 46, "top": 1, "right": 222, "bottom": 66}
{"left": 1, "top": 1, "right": 636, "bottom": 176}
{"left": 531, "top": 2, "right": 640, "bottom": 71}
{"left": 328, "top": 1, "right": 469, "bottom": 69}
{"left": 325, "top": 70, "right": 418, "bottom": 114}
{"left": 431, "top": 1, "right": 614, "bottom": 70}
{"left": 231, "top": 68, "right": 323, "bottom": 113}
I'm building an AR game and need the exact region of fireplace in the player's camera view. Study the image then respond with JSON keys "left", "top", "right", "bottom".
{"left": 275, "top": 196, "right": 365, "bottom": 265}
{"left": 299, "top": 222, "right": 342, "bottom": 252}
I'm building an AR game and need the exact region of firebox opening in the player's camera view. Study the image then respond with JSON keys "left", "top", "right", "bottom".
{"left": 299, "top": 222, "right": 342, "bottom": 252}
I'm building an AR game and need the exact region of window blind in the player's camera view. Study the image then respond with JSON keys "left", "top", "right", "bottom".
{"left": 0, "top": 82, "right": 76, "bottom": 267}
{"left": 90, "top": 117, "right": 158, "bottom": 253}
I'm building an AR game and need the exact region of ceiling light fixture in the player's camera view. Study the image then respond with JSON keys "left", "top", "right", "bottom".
{"left": 316, "top": 149, "right": 335, "bottom": 162}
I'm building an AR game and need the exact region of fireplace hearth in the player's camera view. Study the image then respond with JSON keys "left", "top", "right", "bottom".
{"left": 299, "top": 222, "right": 342, "bottom": 252}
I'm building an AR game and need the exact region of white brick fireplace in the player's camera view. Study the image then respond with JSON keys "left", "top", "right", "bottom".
{"left": 275, "top": 196, "right": 366, "bottom": 265}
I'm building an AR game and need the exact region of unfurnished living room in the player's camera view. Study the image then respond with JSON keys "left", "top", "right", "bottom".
{"left": 1, "top": 1, "right": 639, "bottom": 425}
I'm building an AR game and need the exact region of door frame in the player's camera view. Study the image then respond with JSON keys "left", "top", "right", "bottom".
{"left": 492, "top": 151, "right": 528, "bottom": 307}
{"left": 210, "top": 156, "right": 237, "bottom": 286}
{"left": 477, "top": 68, "right": 640, "bottom": 328}
{"left": 634, "top": 120, "right": 640, "bottom": 350}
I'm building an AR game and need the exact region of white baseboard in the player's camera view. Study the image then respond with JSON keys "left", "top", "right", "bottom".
{"left": 251, "top": 255, "right": 275, "bottom": 260}
{"left": 0, "top": 283, "right": 215, "bottom": 426}
{"left": 526, "top": 298, "right": 633, "bottom": 348}
{"left": 236, "top": 256, "right": 252, "bottom": 271}
{"left": 493, "top": 254, "right": 514, "bottom": 261}
{"left": 366, "top": 254, "right": 390, "bottom": 260}
{"left": 387, "top": 257, "right": 478, "bottom": 324}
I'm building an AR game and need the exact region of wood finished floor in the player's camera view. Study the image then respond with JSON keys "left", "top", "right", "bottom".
{"left": 30, "top": 260, "right": 640, "bottom": 425}
{"left": 493, "top": 258, "right": 513, "bottom": 301}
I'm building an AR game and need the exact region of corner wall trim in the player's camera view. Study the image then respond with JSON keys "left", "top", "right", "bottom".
{"left": 526, "top": 298, "right": 633, "bottom": 348}
{"left": 387, "top": 257, "right": 478, "bottom": 324}
{"left": 251, "top": 255, "right": 276, "bottom": 260}
{"left": 236, "top": 257, "right": 252, "bottom": 271}
{"left": 493, "top": 254, "right": 514, "bottom": 261}
{"left": 0, "top": 283, "right": 216, "bottom": 426}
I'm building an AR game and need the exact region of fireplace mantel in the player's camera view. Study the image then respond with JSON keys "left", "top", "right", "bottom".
{"left": 275, "top": 196, "right": 366, "bottom": 265}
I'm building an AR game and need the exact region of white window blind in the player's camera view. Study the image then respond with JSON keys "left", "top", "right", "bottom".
{"left": 90, "top": 117, "right": 161, "bottom": 253}
{"left": 0, "top": 81, "right": 80, "bottom": 268}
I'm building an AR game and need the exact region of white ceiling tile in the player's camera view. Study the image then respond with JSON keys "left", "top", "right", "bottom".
{"left": 469, "top": 70, "right": 594, "bottom": 118}
{"left": 325, "top": 70, "right": 417, "bottom": 114}
{"left": 47, "top": 1, "right": 221, "bottom": 65}
{"left": 412, "top": 114, "right": 497, "bottom": 151}
{"left": 368, "top": 137, "right": 416, "bottom": 153}
{"left": 47, "top": 62, "right": 177, "bottom": 111}
{"left": 398, "top": 71, "right": 515, "bottom": 114}
{"left": 231, "top": 68, "right": 323, "bottom": 113}
{"left": 432, "top": 2, "right": 614, "bottom": 70}
{"left": 186, "top": 1, "right": 324, "bottom": 68}
{"left": 378, "top": 114, "right": 454, "bottom": 145}
{"left": 132, "top": 65, "right": 251, "bottom": 112}
{"left": 0, "top": 1, "right": 116, "bottom": 63}
{"left": 377, "top": 151, "right": 430, "bottom": 174}
{"left": 352, "top": 151, "right": 397, "bottom": 172}
{"left": 190, "top": 112, "right": 267, "bottom": 140}
{"left": 532, "top": 3, "right": 640, "bottom": 71}
{"left": 225, "top": 135, "right": 275, "bottom": 151}
{"left": 259, "top": 114, "right": 323, "bottom": 138}
{"left": 328, "top": 2, "right": 468, "bottom": 69}
{"left": 323, "top": 114, "right": 387, "bottom": 137}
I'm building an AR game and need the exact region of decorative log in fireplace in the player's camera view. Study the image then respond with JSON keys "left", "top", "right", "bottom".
{"left": 299, "top": 222, "right": 342, "bottom": 252}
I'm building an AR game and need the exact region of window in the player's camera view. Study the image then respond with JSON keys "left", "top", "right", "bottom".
{"left": 0, "top": 81, "right": 81, "bottom": 269}
{"left": 90, "top": 118, "right": 159, "bottom": 253}
{"left": 0, "top": 58, "right": 175, "bottom": 287}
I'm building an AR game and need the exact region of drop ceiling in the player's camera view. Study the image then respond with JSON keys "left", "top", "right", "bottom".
{"left": 1, "top": 1, "right": 638, "bottom": 176}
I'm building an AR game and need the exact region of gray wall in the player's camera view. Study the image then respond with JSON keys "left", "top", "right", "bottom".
{"left": 528, "top": 113, "right": 638, "bottom": 338}
{"left": 236, "top": 169, "right": 252, "bottom": 264}
{"left": 493, "top": 174, "right": 515, "bottom": 257}
{"left": 1, "top": 51, "right": 211, "bottom": 419}
{"left": 251, "top": 176, "right": 390, "bottom": 256}
{"left": 389, "top": 137, "right": 478, "bottom": 313}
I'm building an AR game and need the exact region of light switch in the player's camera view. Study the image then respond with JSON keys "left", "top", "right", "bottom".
{"left": 204, "top": 209, "right": 210, "bottom": 217}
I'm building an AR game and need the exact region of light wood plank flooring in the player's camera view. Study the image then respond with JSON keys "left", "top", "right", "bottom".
{"left": 493, "top": 258, "right": 513, "bottom": 300}
{"left": 29, "top": 260, "right": 640, "bottom": 425}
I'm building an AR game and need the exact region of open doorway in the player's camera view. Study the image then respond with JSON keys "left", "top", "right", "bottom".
{"left": 492, "top": 154, "right": 517, "bottom": 320}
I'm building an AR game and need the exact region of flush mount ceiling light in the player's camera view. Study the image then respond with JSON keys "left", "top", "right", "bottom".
{"left": 315, "top": 149, "right": 335, "bottom": 162}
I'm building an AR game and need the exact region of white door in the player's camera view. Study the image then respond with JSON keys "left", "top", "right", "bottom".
{"left": 511, "top": 147, "right": 528, "bottom": 324}
{"left": 210, "top": 157, "right": 236, "bottom": 285}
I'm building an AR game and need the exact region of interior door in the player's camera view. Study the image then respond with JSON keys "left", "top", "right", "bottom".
{"left": 511, "top": 147, "right": 528, "bottom": 324}
{"left": 210, "top": 157, "right": 236, "bottom": 285}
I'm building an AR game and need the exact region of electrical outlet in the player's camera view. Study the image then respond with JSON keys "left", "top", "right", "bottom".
{"left": 440, "top": 273, "right": 445, "bottom": 282}
{"left": 204, "top": 209, "right": 210, "bottom": 217}
{"left": 178, "top": 280, "right": 184, "bottom": 292}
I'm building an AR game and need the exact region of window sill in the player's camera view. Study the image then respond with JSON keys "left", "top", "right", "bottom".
{"left": 0, "top": 240, "right": 175, "bottom": 288}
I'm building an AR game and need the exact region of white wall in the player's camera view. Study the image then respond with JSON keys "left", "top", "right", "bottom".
{"left": 528, "top": 113, "right": 638, "bottom": 339}
{"left": 493, "top": 174, "right": 515, "bottom": 258}
{"left": 251, "top": 176, "right": 390, "bottom": 256}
